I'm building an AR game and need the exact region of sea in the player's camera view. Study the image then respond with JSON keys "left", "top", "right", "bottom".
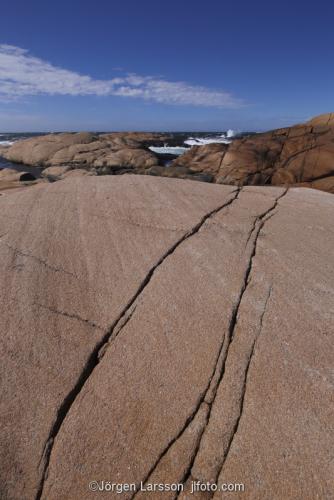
{"left": 0, "top": 132, "right": 48, "bottom": 148}
{"left": 0, "top": 130, "right": 245, "bottom": 174}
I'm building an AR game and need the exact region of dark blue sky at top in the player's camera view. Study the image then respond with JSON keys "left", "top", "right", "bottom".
{"left": 1, "top": 0, "right": 333, "bottom": 131}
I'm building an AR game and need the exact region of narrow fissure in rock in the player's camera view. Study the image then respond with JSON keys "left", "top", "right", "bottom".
{"left": 134, "top": 190, "right": 287, "bottom": 498}
{"left": 173, "top": 189, "right": 288, "bottom": 497}
{"left": 214, "top": 285, "right": 273, "bottom": 489}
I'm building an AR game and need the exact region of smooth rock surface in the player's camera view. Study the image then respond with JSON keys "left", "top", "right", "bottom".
{"left": 145, "top": 165, "right": 214, "bottom": 183}
{"left": 0, "top": 175, "right": 333, "bottom": 500}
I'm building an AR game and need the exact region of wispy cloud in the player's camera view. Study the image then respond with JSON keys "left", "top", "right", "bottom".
{"left": 0, "top": 44, "right": 243, "bottom": 108}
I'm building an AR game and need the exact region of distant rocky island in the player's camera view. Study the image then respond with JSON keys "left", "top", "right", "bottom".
{"left": 0, "top": 114, "right": 333, "bottom": 499}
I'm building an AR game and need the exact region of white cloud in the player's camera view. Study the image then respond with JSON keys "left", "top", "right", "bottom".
{"left": 0, "top": 44, "right": 243, "bottom": 108}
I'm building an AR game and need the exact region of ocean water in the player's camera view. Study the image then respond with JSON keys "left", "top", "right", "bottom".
{"left": 0, "top": 132, "right": 48, "bottom": 147}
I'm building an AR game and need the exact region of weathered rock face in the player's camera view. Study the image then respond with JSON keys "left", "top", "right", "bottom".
{"left": 172, "top": 112, "right": 334, "bottom": 193}
{"left": 0, "top": 175, "right": 333, "bottom": 500}
{"left": 173, "top": 143, "right": 229, "bottom": 176}
{"left": 2, "top": 132, "right": 169, "bottom": 171}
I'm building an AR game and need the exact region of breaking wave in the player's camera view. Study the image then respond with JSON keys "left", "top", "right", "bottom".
{"left": 184, "top": 129, "right": 236, "bottom": 146}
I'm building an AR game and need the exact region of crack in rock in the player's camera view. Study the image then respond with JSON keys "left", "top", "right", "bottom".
{"left": 97, "top": 304, "right": 137, "bottom": 360}
{"left": 178, "top": 286, "right": 273, "bottom": 500}
{"left": 131, "top": 332, "right": 233, "bottom": 500}
{"left": 136, "top": 189, "right": 288, "bottom": 498}
{"left": 214, "top": 286, "right": 273, "bottom": 488}
{"left": 174, "top": 189, "right": 288, "bottom": 497}
{"left": 34, "top": 302, "right": 105, "bottom": 331}
{"left": 35, "top": 188, "right": 241, "bottom": 500}
{"left": 2, "top": 242, "right": 78, "bottom": 278}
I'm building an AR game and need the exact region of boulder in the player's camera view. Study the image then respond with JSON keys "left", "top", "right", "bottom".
{"left": 0, "top": 175, "right": 333, "bottom": 499}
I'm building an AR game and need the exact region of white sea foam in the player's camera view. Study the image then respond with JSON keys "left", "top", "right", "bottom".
{"left": 149, "top": 130, "right": 239, "bottom": 156}
{"left": 149, "top": 146, "right": 188, "bottom": 156}
{"left": 0, "top": 140, "right": 15, "bottom": 146}
{"left": 184, "top": 129, "right": 237, "bottom": 146}
{"left": 184, "top": 137, "right": 231, "bottom": 146}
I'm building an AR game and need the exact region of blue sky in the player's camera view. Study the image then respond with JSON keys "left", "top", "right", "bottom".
{"left": 0, "top": 0, "right": 333, "bottom": 132}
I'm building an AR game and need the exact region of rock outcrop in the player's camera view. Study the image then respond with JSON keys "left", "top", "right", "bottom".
{"left": 0, "top": 175, "right": 333, "bottom": 499}
{"left": 2, "top": 132, "right": 170, "bottom": 172}
{"left": 172, "top": 112, "right": 334, "bottom": 193}
{"left": 3, "top": 113, "right": 334, "bottom": 192}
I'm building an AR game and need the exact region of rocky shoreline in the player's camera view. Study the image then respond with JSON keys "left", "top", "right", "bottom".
{"left": 1, "top": 112, "right": 334, "bottom": 194}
